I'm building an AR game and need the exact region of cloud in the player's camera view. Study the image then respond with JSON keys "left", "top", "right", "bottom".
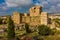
{"left": 57, "top": 3, "right": 60, "bottom": 8}
{"left": 34, "top": 0, "right": 48, "bottom": 7}
{"left": 34, "top": 0, "right": 60, "bottom": 13}
{"left": 0, "top": 5, "right": 8, "bottom": 10}
{"left": 0, "top": 0, "right": 60, "bottom": 15}
{"left": 47, "top": 0, "right": 60, "bottom": 3}
{"left": 5, "top": 0, "right": 33, "bottom": 7}
{"left": 0, "top": 4, "right": 9, "bottom": 10}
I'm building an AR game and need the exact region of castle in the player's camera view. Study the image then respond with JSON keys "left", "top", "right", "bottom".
{"left": 12, "top": 6, "right": 48, "bottom": 26}
{"left": 0, "top": 5, "right": 60, "bottom": 29}
{"left": 12, "top": 5, "right": 60, "bottom": 28}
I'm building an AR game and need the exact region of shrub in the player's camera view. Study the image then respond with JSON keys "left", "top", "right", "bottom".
{"left": 0, "top": 18, "right": 2, "bottom": 24}
{"left": 25, "top": 23, "right": 31, "bottom": 33}
{"left": 38, "top": 25, "right": 54, "bottom": 36}
{"left": 16, "top": 36, "right": 20, "bottom": 40}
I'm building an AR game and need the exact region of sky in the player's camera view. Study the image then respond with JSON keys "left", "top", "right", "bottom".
{"left": 0, "top": 0, "right": 60, "bottom": 16}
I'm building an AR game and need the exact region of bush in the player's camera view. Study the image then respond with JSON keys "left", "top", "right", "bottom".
{"left": 0, "top": 18, "right": 2, "bottom": 24}
{"left": 25, "top": 23, "right": 31, "bottom": 33}
{"left": 16, "top": 36, "right": 20, "bottom": 40}
{"left": 38, "top": 25, "right": 54, "bottom": 36}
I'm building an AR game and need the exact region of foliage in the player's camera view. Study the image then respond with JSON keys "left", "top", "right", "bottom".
{"left": 7, "top": 16, "right": 15, "bottom": 40}
{"left": 16, "top": 36, "right": 20, "bottom": 40}
{"left": 53, "top": 18, "right": 60, "bottom": 28}
{"left": 0, "top": 18, "right": 2, "bottom": 24}
{"left": 38, "top": 25, "right": 54, "bottom": 36}
{"left": 25, "top": 23, "right": 31, "bottom": 33}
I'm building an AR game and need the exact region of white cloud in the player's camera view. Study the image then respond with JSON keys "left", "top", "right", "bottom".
{"left": 0, "top": 4, "right": 8, "bottom": 10}
{"left": 5, "top": 0, "right": 33, "bottom": 7}
{"left": 36, "top": 0, "right": 60, "bottom": 13}
{"left": 47, "top": 0, "right": 60, "bottom": 3}
{"left": 35, "top": 1, "right": 48, "bottom": 7}
{"left": 4, "top": 0, "right": 60, "bottom": 13}
{"left": 57, "top": 3, "right": 60, "bottom": 8}
{"left": 41, "top": 1, "right": 48, "bottom": 6}
{"left": 45, "top": 5, "right": 60, "bottom": 13}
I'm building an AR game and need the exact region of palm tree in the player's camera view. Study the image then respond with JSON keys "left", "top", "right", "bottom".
{"left": 53, "top": 18, "right": 60, "bottom": 28}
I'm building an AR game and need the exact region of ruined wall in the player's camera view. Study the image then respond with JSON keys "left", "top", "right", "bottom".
{"left": 22, "top": 16, "right": 30, "bottom": 24}
{"left": 29, "top": 16, "right": 40, "bottom": 26}
{"left": 13, "top": 12, "right": 21, "bottom": 24}
{"left": 22, "top": 16, "right": 41, "bottom": 26}
{"left": 30, "top": 6, "right": 42, "bottom": 16}
{"left": 41, "top": 12, "right": 48, "bottom": 25}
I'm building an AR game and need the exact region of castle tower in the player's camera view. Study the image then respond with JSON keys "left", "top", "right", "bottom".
{"left": 30, "top": 5, "right": 42, "bottom": 16}
{"left": 41, "top": 12, "right": 48, "bottom": 25}
{"left": 13, "top": 12, "right": 20, "bottom": 25}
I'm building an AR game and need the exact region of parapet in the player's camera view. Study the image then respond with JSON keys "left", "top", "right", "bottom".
{"left": 24, "top": 13, "right": 28, "bottom": 16}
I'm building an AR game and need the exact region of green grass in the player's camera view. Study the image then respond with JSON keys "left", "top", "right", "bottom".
{"left": 15, "top": 30, "right": 26, "bottom": 36}
{"left": 27, "top": 32, "right": 38, "bottom": 37}
{"left": 0, "top": 29, "right": 60, "bottom": 40}
{"left": 39, "top": 35, "right": 60, "bottom": 40}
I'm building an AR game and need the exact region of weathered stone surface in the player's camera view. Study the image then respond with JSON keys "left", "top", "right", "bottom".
{"left": 30, "top": 6, "right": 42, "bottom": 16}
{"left": 13, "top": 12, "right": 21, "bottom": 25}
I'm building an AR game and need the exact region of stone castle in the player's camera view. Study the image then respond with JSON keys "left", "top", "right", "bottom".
{"left": 12, "top": 5, "right": 59, "bottom": 28}
{"left": 0, "top": 5, "right": 60, "bottom": 28}
{"left": 12, "top": 6, "right": 48, "bottom": 26}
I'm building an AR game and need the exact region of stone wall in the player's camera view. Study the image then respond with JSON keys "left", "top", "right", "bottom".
{"left": 41, "top": 12, "right": 48, "bottom": 25}
{"left": 13, "top": 12, "right": 21, "bottom": 25}
{"left": 30, "top": 6, "right": 42, "bottom": 16}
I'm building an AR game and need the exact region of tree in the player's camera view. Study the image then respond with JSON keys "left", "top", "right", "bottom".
{"left": 38, "top": 25, "right": 54, "bottom": 36}
{"left": 0, "top": 18, "right": 2, "bottom": 24}
{"left": 53, "top": 18, "right": 60, "bottom": 28}
{"left": 7, "top": 16, "right": 15, "bottom": 40}
{"left": 25, "top": 23, "right": 31, "bottom": 33}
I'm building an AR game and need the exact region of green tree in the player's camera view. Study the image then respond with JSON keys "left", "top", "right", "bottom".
{"left": 53, "top": 18, "right": 60, "bottom": 28}
{"left": 0, "top": 18, "right": 2, "bottom": 24}
{"left": 7, "top": 16, "right": 15, "bottom": 40}
{"left": 25, "top": 23, "right": 31, "bottom": 33}
{"left": 38, "top": 25, "right": 54, "bottom": 36}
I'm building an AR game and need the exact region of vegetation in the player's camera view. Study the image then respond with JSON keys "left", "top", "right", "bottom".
{"left": 0, "top": 17, "right": 60, "bottom": 40}
{"left": 25, "top": 23, "right": 31, "bottom": 33}
{"left": 0, "top": 18, "right": 2, "bottom": 24}
{"left": 16, "top": 36, "right": 20, "bottom": 40}
{"left": 7, "top": 16, "right": 15, "bottom": 40}
{"left": 53, "top": 18, "right": 60, "bottom": 28}
{"left": 38, "top": 25, "right": 54, "bottom": 36}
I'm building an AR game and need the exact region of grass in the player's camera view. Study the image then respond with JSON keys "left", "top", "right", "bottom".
{"left": 27, "top": 32, "right": 38, "bottom": 37}
{"left": 39, "top": 35, "right": 60, "bottom": 40}
{"left": 0, "top": 29, "right": 60, "bottom": 40}
{"left": 15, "top": 30, "right": 26, "bottom": 36}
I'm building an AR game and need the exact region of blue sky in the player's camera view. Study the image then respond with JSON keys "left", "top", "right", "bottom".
{"left": 0, "top": 0, "right": 60, "bottom": 16}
